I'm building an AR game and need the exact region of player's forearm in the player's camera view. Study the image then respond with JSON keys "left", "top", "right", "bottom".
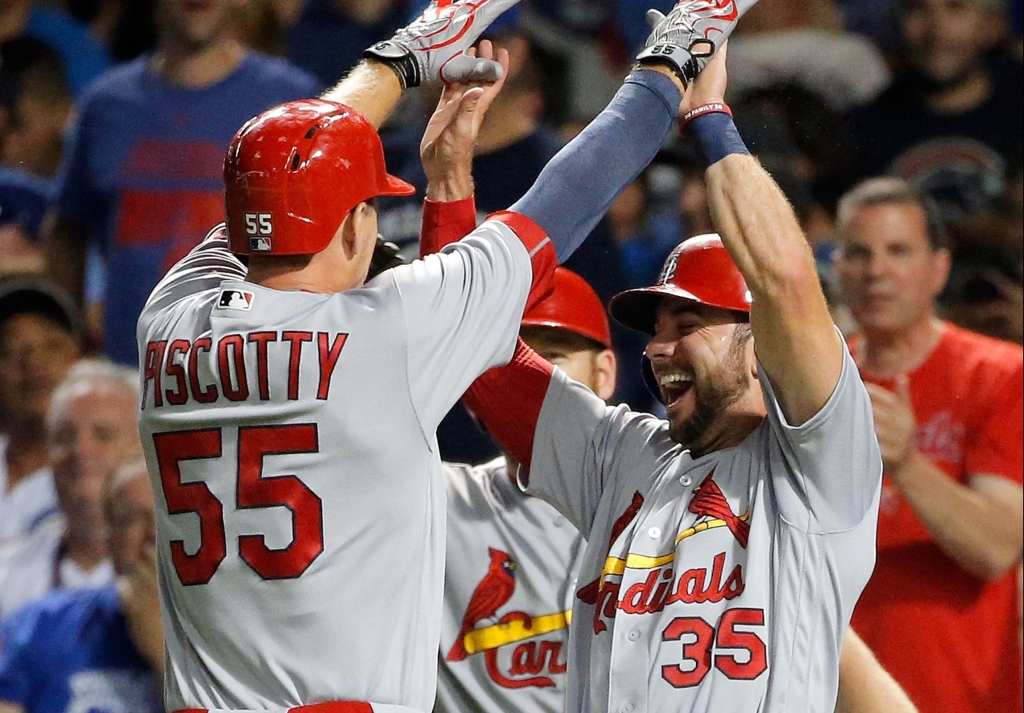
{"left": 43, "top": 214, "right": 87, "bottom": 306}
{"left": 320, "top": 60, "right": 403, "bottom": 129}
{"left": 425, "top": 166, "right": 474, "bottom": 204}
{"left": 420, "top": 196, "right": 477, "bottom": 256}
{"left": 703, "top": 150, "right": 841, "bottom": 425}
{"left": 894, "top": 453, "right": 1023, "bottom": 580}
{"left": 510, "top": 68, "right": 682, "bottom": 263}
{"left": 835, "top": 630, "right": 917, "bottom": 713}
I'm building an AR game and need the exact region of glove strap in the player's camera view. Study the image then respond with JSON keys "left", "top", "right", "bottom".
{"left": 635, "top": 45, "right": 697, "bottom": 88}
{"left": 364, "top": 41, "right": 422, "bottom": 89}
{"left": 635, "top": 38, "right": 714, "bottom": 88}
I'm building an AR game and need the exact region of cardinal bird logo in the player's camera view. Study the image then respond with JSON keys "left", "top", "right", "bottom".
{"left": 688, "top": 468, "right": 750, "bottom": 548}
{"left": 446, "top": 547, "right": 517, "bottom": 661}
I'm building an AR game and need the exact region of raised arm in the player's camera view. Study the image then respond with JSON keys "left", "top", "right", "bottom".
{"left": 687, "top": 49, "right": 841, "bottom": 426}
{"left": 326, "top": 0, "right": 519, "bottom": 128}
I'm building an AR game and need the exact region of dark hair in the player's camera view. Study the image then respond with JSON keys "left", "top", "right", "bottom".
{"left": 836, "top": 177, "right": 950, "bottom": 251}
{"left": 0, "top": 37, "right": 70, "bottom": 115}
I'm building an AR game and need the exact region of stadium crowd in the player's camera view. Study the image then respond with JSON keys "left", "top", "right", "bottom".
{"left": 0, "top": 0, "right": 1020, "bottom": 712}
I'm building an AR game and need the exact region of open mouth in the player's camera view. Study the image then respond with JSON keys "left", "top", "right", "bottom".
{"left": 659, "top": 373, "right": 694, "bottom": 407}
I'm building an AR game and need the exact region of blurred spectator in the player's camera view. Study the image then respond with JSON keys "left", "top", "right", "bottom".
{"left": 607, "top": 171, "right": 682, "bottom": 289}
{"left": 0, "top": 359, "right": 142, "bottom": 619}
{"left": 941, "top": 206, "right": 1024, "bottom": 343}
{"left": 0, "top": 37, "right": 72, "bottom": 178}
{"left": 65, "top": 0, "right": 159, "bottom": 63}
{"left": 0, "top": 276, "right": 83, "bottom": 541}
{"left": 834, "top": 177, "right": 1024, "bottom": 713}
{"left": 287, "top": 0, "right": 406, "bottom": 87}
{"left": 0, "top": 0, "right": 108, "bottom": 97}
{"left": 0, "top": 167, "right": 48, "bottom": 261}
{"left": 236, "top": 0, "right": 290, "bottom": 56}
{"left": 0, "top": 460, "right": 162, "bottom": 713}
{"left": 727, "top": 0, "right": 891, "bottom": 111}
{"left": 0, "top": 37, "right": 65, "bottom": 265}
{"left": 847, "top": 0, "right": 1023, "bottom": 222}
{"left": 43, "top": 0, "right": 318, "bottom": 366}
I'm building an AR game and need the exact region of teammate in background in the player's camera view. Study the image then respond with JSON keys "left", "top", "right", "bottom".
{"left": 0, "top": 461, "right": 163, "bottom": 713}
{"left": 438, "top": 268, "right": 613, "bottom": 711}
{"left": 834, "top": 177, "right": 1024, "bottom": 713}
{"left": 134, "top": 0, "right": 728, "bottom": 709}
{"left": 458, "top": 44, "right": 881, "bottom": 712}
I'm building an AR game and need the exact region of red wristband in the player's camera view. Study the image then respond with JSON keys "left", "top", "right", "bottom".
{"left": 678, "top": 102, "right": 733, "bottom": 133}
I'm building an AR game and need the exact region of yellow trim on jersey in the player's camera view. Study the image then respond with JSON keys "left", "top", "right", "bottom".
{"left": 675, "top": 511, "right": 750, "bottom": 545}
{"left": 598, "top": 512, "right": 751, "bottom": 584}
{"left": 463, "top": 609, "right": 573, "bottom": 655}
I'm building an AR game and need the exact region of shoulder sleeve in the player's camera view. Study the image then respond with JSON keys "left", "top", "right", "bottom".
{"left": 760, "top": 333, "right": 883, "bottom": 532}
{"left": 395, "top": 215, "right": 556, "bottom": 431}
{"left": 419, "top": 197, "right": 478, "bottom": 256}
{"left": 527, "top": 369, "right": 675, "bottom": 537}
{"left": 965, "top": 353, "right": 1023, "bottom": 484}
{"left": 0, "top": 607, "right": 39, "bottom": 705}
{"left": 137, "top": 225, "right": 246, "bottom": 332}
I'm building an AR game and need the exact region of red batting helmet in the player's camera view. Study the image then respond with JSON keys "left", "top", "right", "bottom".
{"left": 224, "top": 99, "right": 415, "bottom": 256}
{"left": 609, "top": 235, "right": 752, "bottom": 404}
{"left": 609, "top": 234, "right": 752, "bottom": 334}
{"left": 522, "top": 268, "right": 611, "bottom": 349}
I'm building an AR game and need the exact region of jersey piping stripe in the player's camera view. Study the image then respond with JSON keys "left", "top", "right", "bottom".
{"left": 599, "top": 512, "right": 752, "bottom": 583}
{"left": 462, "top": 609, "right": 573, "bottom": 655}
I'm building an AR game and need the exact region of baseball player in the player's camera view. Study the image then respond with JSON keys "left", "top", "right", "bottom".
{"left": 134, "top": 0, "right": 733, "bottom": 710}
{"left": 457, "top": 45, "right": 883, "bottom": 713}
{"left": 416, "top": 93, "right": 904, "bottom": 712}
{"left": 438, "top": 268, "right": 614, "bottom": 713}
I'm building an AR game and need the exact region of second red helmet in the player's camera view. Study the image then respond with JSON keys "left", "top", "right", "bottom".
{"left": 523, "top": 267, "right": 611, "bottom": 349}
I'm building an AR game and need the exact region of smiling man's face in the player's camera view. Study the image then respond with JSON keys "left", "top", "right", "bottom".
{"left": 647, "top": 300, "right": 754, "bottom": 451}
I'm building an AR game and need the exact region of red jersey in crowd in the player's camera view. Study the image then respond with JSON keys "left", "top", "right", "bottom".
{"left": 850, "top": 322, "right": 1024, "bottom": 713}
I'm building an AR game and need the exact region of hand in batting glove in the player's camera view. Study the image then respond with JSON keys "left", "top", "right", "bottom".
{"left": 365, "top": 0, "right": 521, "bottom": 88}
{"left": 636, "top": 0, "right": 758, "bottom": 87}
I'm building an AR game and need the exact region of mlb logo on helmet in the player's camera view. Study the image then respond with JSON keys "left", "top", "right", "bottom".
{"left": 217, "top": 289, "right": 254, "bottom": 310}
{"left": 245, "top": 212, "right": 274, "bottom": 252}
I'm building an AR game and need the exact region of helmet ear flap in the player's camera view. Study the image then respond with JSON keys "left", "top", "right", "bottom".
{"left": 641, "top": 354, "right": 663, "bottom": 404}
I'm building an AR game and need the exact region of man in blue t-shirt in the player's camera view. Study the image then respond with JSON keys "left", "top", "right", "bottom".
{"left": 44, "top": 0, "right": 318, "bottom": 365}
{"left": 0, "top": 461, "right": 162, "bottom": 713}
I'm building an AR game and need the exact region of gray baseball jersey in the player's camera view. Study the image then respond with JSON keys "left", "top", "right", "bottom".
{"left": 437, "top": 458, "right": 586, "bottom": 713}
{"left": 136, "top": 217, "right": 543, "bottom": 713}
{"left": 525, "top": 341, "right": 881, "bottom": 712}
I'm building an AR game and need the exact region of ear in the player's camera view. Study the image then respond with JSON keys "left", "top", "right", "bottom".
{"left": 929, "top": 247, "right": 952, "bottom": 300}
{"left": 341, "top": 202, "right": 378, "bottom": 258}
{"left": 747, "top": 339, "right": 759, "bottom": 382}
{"left": 593, "top": 349, "right": 618, "bottom": 402}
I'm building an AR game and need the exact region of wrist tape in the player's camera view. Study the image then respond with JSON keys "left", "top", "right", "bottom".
{"left": 682, "top": 103, "right": 750, "bottom": 167}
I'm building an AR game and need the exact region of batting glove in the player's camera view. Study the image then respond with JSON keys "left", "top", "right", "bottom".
{"left": 636, "top": 0, "right": 758, "bottom": 87}
{"left": 365, "top": 0, "right": 521, "bottom": 88}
